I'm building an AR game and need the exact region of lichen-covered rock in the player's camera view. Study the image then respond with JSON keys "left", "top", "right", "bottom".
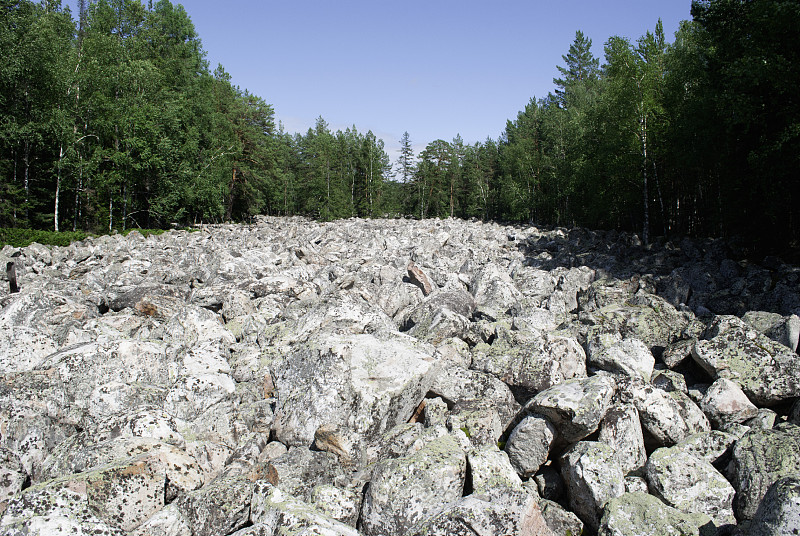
{"left": 645, "top": 446, "right": 736, "bottom": 526}
{"left": 730, "top": 425, "right": 800, "bottom": 520}
{"left": 406, "top": 490, "right": 554, "bottom": 536}
{"left": 674, "top": 430, "right": 738, "bottom": 464}
{"left": 586, "top": 331, "right": 655, "bottom": 381}
{"left": 471, "top": 326, "right": 586, "bottom": 395}
{"left": 428, "top": 365, "right": 520, "bottom": 428}
{"left": 446, "top": 400, "right": 502, "bottom": 447}
{"left": 269, "top": 447, "right": 346, "bottom": 503}
{"left": 173, "top": 472, "right": 254, "bottom": 536}
{"left": 0, "top": 447, "right": 27, "bottom": 511}
{"left": 598, "top": 404, "right": 647, "bottom": 475}
{"left": 402, "top": 289, "right": 476, "bottom": 344}
{"left": 504, "top": 415, "right": 556, "bottom": 478}
{"left": 470, "top": 263, "right": 524, "bottom": 321}
{"left": 692, "top": 315, "right": 800, "bottom": 406}
{"left": 560, "top": 441, "right": 626, "bottom": 530}
{"left": 271, "top": 331, "right": 440, "bottom": 465}
{"left": 539, "top": 498, "right": 584, "bottom": 536}
{"left": 621, "top": 379, "right": 710, "bottom": 447}
{"left": 360, "top": 434, "right": 466, "bottom": 536}
{"left": 130, "top": 504, "right": 191, "bottom": 536}
{"left": 748, "top": 475, "right": 800, "bottom": 536}
{"left": 742, "top": 310, "right": 800, "bottom": 352}
{"left": 700, "top": 377, "right": 758, "bottom": 428}
{"left": 0, "top": 486, "right": 125, "bottom": 536}
{"left": 249, "top": 482, "right": 360, "bottom": 536}
{"left": 598, "top": 492, "right": 716, "bottom": 536}
{"left": 311, "top": 484, "right": 361, "bottom": 527}
{"left": 466, "top": 446, "right": 524, "bottom": 499}
{"left": 527, "top": 375, "right": 616, "bottom": 443}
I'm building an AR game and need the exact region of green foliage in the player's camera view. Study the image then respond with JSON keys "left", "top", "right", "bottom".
{"left": 1, "top": 0, "right": 797, "bottom": 255}
{"left": 0, "top": 228, "right": 91, "bottom": 247}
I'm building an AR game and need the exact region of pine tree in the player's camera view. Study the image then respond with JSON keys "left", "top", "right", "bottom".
{"left": 553, "top": 30, "right": 600, "bottom": 107}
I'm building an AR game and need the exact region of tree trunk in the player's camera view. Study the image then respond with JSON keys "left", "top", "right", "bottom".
{"left": 23, "top": 140, "right": 31, "bottom": 224}
{"left": 55, "top": 144, "right": 64, "bottom": 232}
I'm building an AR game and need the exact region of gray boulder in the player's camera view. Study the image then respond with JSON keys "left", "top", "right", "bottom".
{"left": 471, "top": 326, "right": 587, "bottom": 395}
{"left": 748, "top": 475, "right": 800, "bottom": 536}
{"left": 360, "top": 434, "right": 466, "bottom": 536}
{"left": 560, "top": 441, "right": 626, "bottom": 531}
{"left": 692, "top": 315, "right": 800, "bottom": 406}
{"left": 730, "top": 425, "right": 800, "bottom": 520}
{"left": 271, "top": 331, "right": 440, "bottom": 466}
{"left": 598, "top": 492, "right": 716, "bottom": 536}
{"left": 586, "top": 331, "right": 655, "bottom": 381}
{"left": 742, "top": 310, "right": 800, "bottom": 352}
{"left": 526, "top": 375, "right": 616, "bottom": 443}
{"left": 700, "top": 378, "right": 758, "bottom": 428}
{"left": 504, "top": 415, "right": 556, "bottom": 478}
{"left": 645, "top": 446, "right": 736, "bottom": 526}
{"left": 598, "top": 404, "right": 647, "bottom": 475}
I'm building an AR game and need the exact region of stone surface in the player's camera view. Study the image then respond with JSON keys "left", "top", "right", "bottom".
{"left": 560, "top": 441, "right": 626, "bottom": 531}
{"left": 598, "top": 492, "right": 716, "bottom": 536}
{"left": 504, "top": 414, "right": 556, "bottom": 478}
{"left": 730, "top": 425, "right": 800, "bottom": 521}
{"left": 692, "top": 315, "right": 800, "bottom": 406}
{"left": 700, "top": 377, "right": 759, "bottom": 428}
{"left": 360, "top": 434, "right": 466, "bottom": 536}
{"left": 527, "top": 375, "right": 617, "bottom": 444}
{"left": 645, "top": 446, "right": 736, "bottom": 526}
{"left": 5, "top": 217, "right": 800, "bottom": 535}
{"left": 748, "top": 475, "right": 800, "bottom": 536}
{"left": 598, "top": 404, "right": 647, "bottom": 475}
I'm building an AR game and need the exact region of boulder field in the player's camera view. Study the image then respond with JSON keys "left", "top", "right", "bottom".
{"left": 1, "top": 216, "right": 800, "bottom": 535}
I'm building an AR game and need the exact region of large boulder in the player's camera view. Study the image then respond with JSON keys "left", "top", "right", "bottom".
{"left": 471, "top": 326, "right": 586, "bottom": 395}
{"left": 598, "top": 492, "right": 716, "bottom": 536}
{"left": 645, "top": 446, "right": 736, "bottom": 526}
{"left": 526, "top": 375, "right": 616, "bottom": 444}
{"left": 360, "top": 434, "right": 466, "bottom": 536}
{"left": 560, "top": 441, "right": 626, "bottom": 531}
{"left": 692, "top": 315, "right": 800, "bottom": 406}
{"left": 729, "top": 425, "right": 800, "bottom": 520}
{"left": 271, "top": 331, "right": 440, "bottom": 466}
{"left": 748, "top": 475, "right": 800, "bottom": 536}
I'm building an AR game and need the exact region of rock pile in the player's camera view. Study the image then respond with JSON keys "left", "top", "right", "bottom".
{"left": 1, "top": 216, "right": 799, "bottom": 535}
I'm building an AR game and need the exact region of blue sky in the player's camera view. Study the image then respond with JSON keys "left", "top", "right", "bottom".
{"left": 62, "top": 0, "right": 693, "bottom": 162}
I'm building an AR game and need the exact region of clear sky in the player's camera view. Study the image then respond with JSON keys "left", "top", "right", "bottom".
{"left": 62, "top": 0, "right": 693, "bottom": 163}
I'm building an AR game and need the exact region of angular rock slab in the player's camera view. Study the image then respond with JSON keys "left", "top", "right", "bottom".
{"left": 598, "top": 404, "right": 647, "bottom": 475}
{"left": 527, "top": 375, "right": 616, "bottom": 444}
{"left": 428, "top": 365, "right": 520, "bottom": 428}
{"left": 645, "top": 446, "right": 736, "bottom": 526}
{"left": 0, "top": 486, "right": 125, "bottom": 536}
{"left": 730, "top": 425, "right": 800, "bottom": 520}
{"left": 560, "top": 441, "right": 625, "bottom": 531}
{"left": 692, "top": 315, "right": 800, "bottom": 406}
{"left": 598, "top": 492, "right": 716, "bottom": 536}
{"left": 471, "top": 326, "right": 586, "bottom": 394}
{"left": 700, "top": 377, "right": 758, "bottom": 428}
{"left": 406, "top": 491, "right": 555, "bottom": 536}
{"left": 272, "top": 331, "right": 439, "bottom": 464}
{"left": 748, "top": 475, "right": 800, "bottom": 536}
{"left": 586, "top": 331, "right": 655, "bottom": 381}
{"left": 250, "top": 482, "right": 360, "bottom": 536}
{"left": 360, "top": 434, "right": 466, "bottom": 536}
{"left": 622, "top": 379, "right": 710, "bottom": 447}
{"left": 173, "top": 472, "right": 254, "bottom": 536}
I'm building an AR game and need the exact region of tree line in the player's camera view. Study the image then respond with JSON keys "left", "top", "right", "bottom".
{"left": 2, "top": 0, "right": 798, "bottom": 254}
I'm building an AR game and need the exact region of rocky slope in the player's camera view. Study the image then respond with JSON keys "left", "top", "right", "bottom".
{"left": 1, "top": 216, "right": 799, "bottom": 536}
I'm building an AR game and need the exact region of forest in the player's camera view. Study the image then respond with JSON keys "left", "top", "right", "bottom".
{"left": 1, "top": 0, "right": 798, "bottom": 255}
